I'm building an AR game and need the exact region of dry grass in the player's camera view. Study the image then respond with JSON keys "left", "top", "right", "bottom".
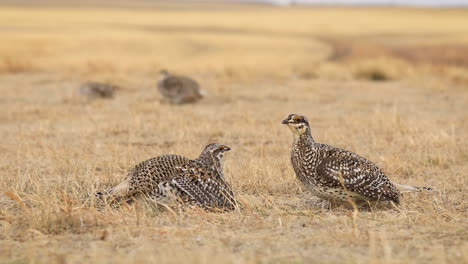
{"left": 1, "top": 2, "right": 467, "bottom": 264}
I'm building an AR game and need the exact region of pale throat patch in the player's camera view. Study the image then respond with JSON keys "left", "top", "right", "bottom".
{"left": 287, "top": 123, "right": 307, "bottom": 138}
{"left": 210, "top": 151, "right": 224, "bottom": 163}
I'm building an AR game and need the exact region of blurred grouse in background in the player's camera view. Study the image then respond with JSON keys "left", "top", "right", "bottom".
{"left": 157, "top": 69, "right": 205, "bottom": 104}
{"left": 78, "top": 81, "right": 116, "bottom": 99}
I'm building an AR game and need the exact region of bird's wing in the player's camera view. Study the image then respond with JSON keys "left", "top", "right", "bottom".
{"left": 316, "top": 147, "right": 400, "bottom": 203}
{"left": 125, "top": 155, "right": 191, "bottom": 195}
{"left": 171, "top": 165, "right": 236, "bottom": 210}
{"left": 179, "top": 76, "right": 199, "bottom": 90}
{"left": 96, "top": 85, "right": 114, "bottom": 97}
{"left": 160, "top": 76, "right": 185, "bottom": 95}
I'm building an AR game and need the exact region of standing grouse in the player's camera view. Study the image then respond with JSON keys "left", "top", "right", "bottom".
{"left": 282, "top": 114, "right": 431, "bottom": 205}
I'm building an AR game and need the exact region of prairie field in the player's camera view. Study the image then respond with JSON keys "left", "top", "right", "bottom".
{"left": 0, "top": 1, "right": 467, "bottom": 263}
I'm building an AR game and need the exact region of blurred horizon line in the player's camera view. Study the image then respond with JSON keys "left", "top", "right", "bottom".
{"left": 226, "top": 0, "right": 468, "bottom": 7}
{"left": 0, "top": 0, "right": 467, "bottom": 8}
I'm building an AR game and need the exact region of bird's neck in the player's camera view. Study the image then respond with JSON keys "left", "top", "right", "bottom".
{"left": 157, "top": 75, "right": 167, "bottom": 84}
{"left": 211, "top": 157, "right": 222, "bottom": 171}
{"left": 210, "top": 157, "right": 224, "bottom": 178}
{"left": 198, "top": 153, "right": 223, "bottom": 172}
{"left": 294, "top": 128, "right": 315, "bottom": 143}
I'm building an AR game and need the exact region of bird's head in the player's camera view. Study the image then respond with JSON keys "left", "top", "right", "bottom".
{"left": 199, "top": 143, "right": 231, "bottom": 166}
{"left": 159, "top": 69, "right": 170, "bottom": 77}
{"left": 281, "top": 114, "right": 311, "bottom": 137}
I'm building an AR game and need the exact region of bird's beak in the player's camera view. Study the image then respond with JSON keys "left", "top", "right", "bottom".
{"left": 281, "top": 118, "right": 290, "bottom": 125}
{"left": 221, "top": 145, "right": 231, "bottom": 151}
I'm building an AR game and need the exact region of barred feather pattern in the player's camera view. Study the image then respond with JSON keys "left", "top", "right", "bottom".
{"left": 122, "top": 154, "right": 191, "bottom": 197}
{"left": 153, "top": 159, "right": 236, "bottom": 211}
{"left": 99, "top": 143, "right": 235, "bottom": 211}
{"left": 291, "top": 131, "right": 401, "bottom": 204}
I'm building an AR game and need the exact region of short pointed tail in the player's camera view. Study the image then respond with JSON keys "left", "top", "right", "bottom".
{"left": 198, "top": 88, "right": 208, "bottom": 97}
{"left": 95, "top": 178, "right": 130, "bottom": 197}
{"left": 392, "top": 182, "right": 433, "bottom": 193}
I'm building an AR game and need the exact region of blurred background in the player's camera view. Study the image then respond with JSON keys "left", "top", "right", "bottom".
{"left": 230, "top": 0, "right": 468, "bottom": 6}
{"left": 1, "top": 0, "right": 468, "bottom": 85}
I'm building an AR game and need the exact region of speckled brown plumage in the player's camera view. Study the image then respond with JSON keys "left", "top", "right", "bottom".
{"left": 282, "top": 114, "right": 431, "bottom": 205}
{"left": 156, "top": 158, "right": 236, "bottom": 210}
{"left": 124, "top": 154, "right": 191, "bottom": 197}
{"left": 96, "top": 143, "right": 235, "bottom": 211}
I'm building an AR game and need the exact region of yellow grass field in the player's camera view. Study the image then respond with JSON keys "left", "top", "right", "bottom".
{"left": 1, "top": 2, "right": 467, "bottom": 263}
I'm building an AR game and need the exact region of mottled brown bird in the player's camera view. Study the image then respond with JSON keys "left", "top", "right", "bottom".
{"left": 157, "top": 70, "right": 205, "bottom": 104}
{"left": 78, "top": 81, "right": 116, "bottom": 98}
{"left": 282, "top": 114, "right": 431, "bottom": 205}
{"left": 96, "top": 143, "right": 235, "bottom": 210}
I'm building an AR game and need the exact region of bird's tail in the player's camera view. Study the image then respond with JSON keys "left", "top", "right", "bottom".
{"left": 95, "top": 178, "right": 130, "bottom": 198}
{"left": 198, "top": 88, "right": 208, "bottom": 97}
{"left": 392, "top": 182, "right": 433, "bottom": 193}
